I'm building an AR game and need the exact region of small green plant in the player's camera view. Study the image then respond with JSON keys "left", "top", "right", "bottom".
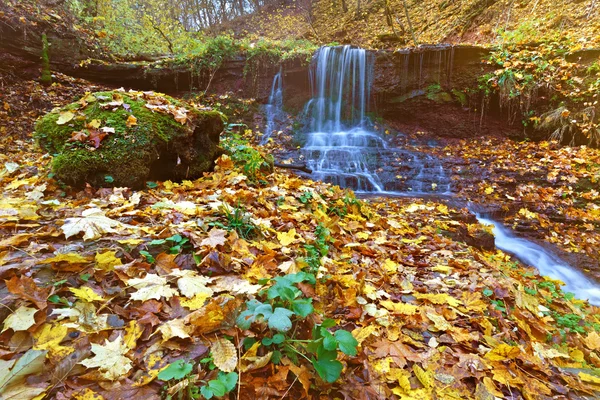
{"left": 221, "top": 125, "right": 273, "bottom": 181}
{"left": 40, "top": 33, "right": 52, "bottom": 86}
{"left": 210, "top": 204, "right": 258, "bottom": 239}
{"left": 158, "top": 359, "right": 238, "bottom": 400}
{"left": 148, "top": 234, "right": 191, "bottom": 254}
{"left": 236, "top": 272, "right": 358, "bottom": 383}
{"left": 302, "top": 223, "right": 331, "bottom": 274}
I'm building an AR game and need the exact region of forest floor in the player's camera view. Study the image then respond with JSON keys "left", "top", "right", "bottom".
{"left": 2, "top": 75, "right": 600, "bottom": 399}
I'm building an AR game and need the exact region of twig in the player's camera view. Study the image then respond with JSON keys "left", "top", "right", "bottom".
{"left": 273, "top": 163, "right": 312, "bottom": 174}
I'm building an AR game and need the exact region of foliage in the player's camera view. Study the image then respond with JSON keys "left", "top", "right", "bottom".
{"left": 237, "top": 272, "right": 358, "bottom": 383}
{"left": 40, "top": 34, "right": 52, "bottom": 86}
{"left": 479, "top": 40, "right": 600, "bottom": 145}
{"left": 220, "top": 124, "right": 274, "bottom": 180}
{"left": 158, "top": 359, "right": 237, "bottom": 399}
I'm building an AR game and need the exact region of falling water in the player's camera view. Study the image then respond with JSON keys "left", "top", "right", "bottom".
{"left": 476, "top": 215, "right": 600, "bottom": 305}
{"left": 301, "top": 46, "right": 386, "bottom": 192}
{"left": 301, "top": 45, "right": 451, "bottom": 194}
{"left": 261, "top": 69, "right": 284, "bottom": 145}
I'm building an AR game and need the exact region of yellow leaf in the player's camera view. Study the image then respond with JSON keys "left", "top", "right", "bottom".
{"left": 584, "top": 331, "right": 600, "bottom": 351}
{"left": 412, "top": 364, "right": 433, "bottom": 389}
{"left": 1, "top": 305, "right": 37, "bottom": 333}
{"left": 180, "top": 292, "right": 212, "bottom": 310}
{"left": 212, "top": 337, "right": 237, "bottom": 373}
{"left": 123, "top": 321, "right": 143, "bottom": 350}
{"left": 157, "top": 318, "right": 191, "bottom": 341}
{"left": 127, "top": 273, "right": 178, "bottom": 301}
{"left": 44, "top": 253, "right": 90, "bottom": 264}
{"left": 579, "top": 372, "right": 600, "bottom": 384}
{"left": 80, "top": 336, "right": 132, "bottom": 380}
{"left": 95, "top": 251, "right": 123, "bottom": 271}
{"left": 380, "top": 300, "right": 418, "bottom": 315}
{"left": 356, "top": 231, "right": 370, "bottom": 240}
{"left": 277, "top": 228, "right": 297, "bottom": 246}
{"left": 87, "top": 119, "right": 101, "bottom": 129}
{"left": 73, "top": 388, "right": 105, "bottom": 400}
{"left": 56, "top": 111, "right": 75, "bottom": 125}
{"left": 240, "top": 342, "right": 272, "bottom": 372}
{"left": 382, "top": 258, "right": 398, "bottom": 273}
{"left": 126, "top": 115, "right": 137, "bottom": 127}
{"left": 415, "top": 293, "right": 461, "bottom": 307}
{"left": 33, "top": 323, "right": 73, "bottom": 359}
{"left": 351, "top": 325, "right": 379, "bottom": 345}
{"left": 70, "top": 287, "right": 105, "bottom": 302}
{"left": 485, "top": 343, "right": 520, "bottom": 361}
{"left": 425, "top": 312, "right": 452, "bottom": 331}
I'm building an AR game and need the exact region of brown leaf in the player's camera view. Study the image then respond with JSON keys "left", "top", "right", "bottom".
{"left": 6, "top": 276, "right": 49, "bottom": 309}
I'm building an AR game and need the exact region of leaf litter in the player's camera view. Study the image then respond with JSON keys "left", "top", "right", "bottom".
{"left": 2, "top": 81, "right": 600, "bottom": 399}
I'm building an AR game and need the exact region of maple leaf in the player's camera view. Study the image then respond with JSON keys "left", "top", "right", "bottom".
{"left": 80, "top": 336, "right": 133, "bottom": 380}
{"left": 201, "top": 228, "right": 228, "bottom": 247}
{"left": 171, "top": 269, "right": 213, "bottom": 298}
{"left": 70, "top": 287, "right": 105, "bottom": 302}
{"left": 87, "top": 129, "right": 108, "bottom": 148}
{"left": 126, "top": 114, "right": 137, "bottom": 127}
{"left": 61, "top": 208, "right": 133, "bottom": 240}
{"left": 1, "top": 306, "right": 37, "bottom": 333}
{"left": 68, "top": 130, "right": 88, "bottom": 143}
{"left": 127, "top": 273, "right": 178, "bottom": 301}
{"left": 277, "top": 228, "right": 297, "bottom": 246}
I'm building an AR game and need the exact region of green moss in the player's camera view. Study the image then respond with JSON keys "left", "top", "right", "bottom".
{"left": 451, "top": 89, "right": 468, "bottom": 106}
{"left": 41, "top": 34, "right": 52, "bottom": 86}
{"left": 34, "top": 91, "right": 224, "bottom": 188}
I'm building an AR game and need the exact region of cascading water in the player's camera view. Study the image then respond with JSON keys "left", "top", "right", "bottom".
{"left": 261, "top": 69, "right": 285, "bottom": 145}
{"left": 301, "top": 45, "right": 451, "bottom": 194}
{"left": 476, "top": 215, "right": 600, "bottom": 305}
{"left": 301, "top": 46, "right": 386, "bottom": 192}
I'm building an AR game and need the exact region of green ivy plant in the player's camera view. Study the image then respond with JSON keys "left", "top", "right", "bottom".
{"left": 236, "top": 272, "right": 358, "bottom": 383}
{"left": 158, "top": 359, "right": 238, "bottom": 400}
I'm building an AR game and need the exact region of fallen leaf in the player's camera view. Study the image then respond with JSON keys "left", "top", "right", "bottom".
{"left": 127, "top": 274, "right": 178, "bottom": 302}
{"left": 80, "top": 336, "right": 133, "bottom": 380}
{"left": 2, "top": 306, "right": 38, "bottom": 333}
{"left": 211, "top": 337, "right": 237, "bottom": 373}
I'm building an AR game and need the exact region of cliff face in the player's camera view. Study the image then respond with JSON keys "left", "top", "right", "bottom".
{"left": 280, "top": 45, "right": 521, "bottom": 138}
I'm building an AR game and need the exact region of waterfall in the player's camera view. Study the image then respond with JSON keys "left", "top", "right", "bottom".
{"left": 302, "top": 46, "right": 386, "bottom": 192}
{"left": 261, "top": 69, "right": 284, "bottom": 145}
{"left": 300, "top": 45, "right": 452, "bottom": 194}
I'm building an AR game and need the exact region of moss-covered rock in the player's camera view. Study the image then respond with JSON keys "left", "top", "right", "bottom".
{"left": 34, "top": 90, "right": 224, "bottom": 188}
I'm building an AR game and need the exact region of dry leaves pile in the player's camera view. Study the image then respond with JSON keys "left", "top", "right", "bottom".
{"left": 1, "top": 126, "right": 600, "bottom": 399}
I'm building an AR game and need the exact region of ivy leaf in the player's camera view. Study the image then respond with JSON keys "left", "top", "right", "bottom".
{"left": 219, "top": 371, "right": 238, "bottom": 392}
{"left": 334, "top": 330, "right": 358, "bottom": 356}
{"left": 157, "top": 359, "right": 193, "bottom": 381}
{"left": 267, "top": 307, "right": 294, "bottom": 332}
{"left": 312, "top": 358, "right": 343, "bottom": 383}
{"left": 291, "top": 298, "right": 313, "bottom": 317}
{"left": 236, "top": 300, "right": 273, "bottom": 330}
{"left": 322, "top": 330, "right": 337, "bottom": 351}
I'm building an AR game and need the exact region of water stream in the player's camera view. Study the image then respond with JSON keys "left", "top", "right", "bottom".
{"left": 289, "top": 45, "right": 600, "bottom": 305}
{"left": 261, "top": 69, "right": 285, "bottom": 145}
{"left": 475, "top": 215, "right": 600, "bottom": 305}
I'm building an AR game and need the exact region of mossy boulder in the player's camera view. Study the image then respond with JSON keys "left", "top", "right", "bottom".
{"left": 34, "top": 90, "right": 224, "bottom": 188}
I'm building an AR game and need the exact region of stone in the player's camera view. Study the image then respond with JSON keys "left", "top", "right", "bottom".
{"left": 34, "top": 90, "right": 224, "bottom": 188}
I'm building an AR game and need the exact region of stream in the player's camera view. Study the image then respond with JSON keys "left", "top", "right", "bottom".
{"left": 266, "top": 45, "right": 600, "bottom": 306}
